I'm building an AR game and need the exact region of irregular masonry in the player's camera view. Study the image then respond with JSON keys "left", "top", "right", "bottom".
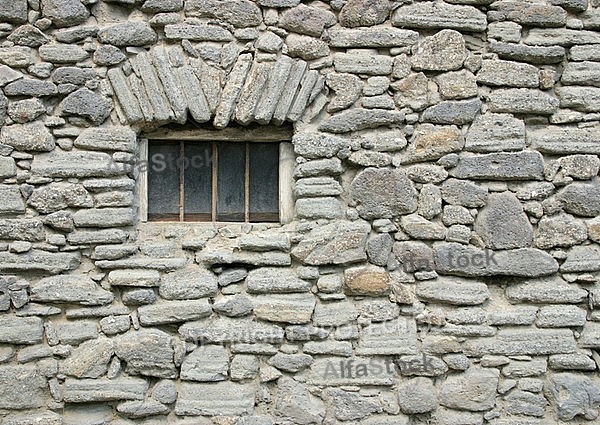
{"left": 0, "top": 0, "right": 600, "bottom": 424}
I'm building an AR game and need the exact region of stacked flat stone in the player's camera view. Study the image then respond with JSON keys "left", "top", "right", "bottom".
{"left": 0, "top": 0, "right": 600, "bottom": 423}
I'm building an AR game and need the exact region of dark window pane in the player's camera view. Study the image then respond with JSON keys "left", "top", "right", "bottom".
{"left": 249, "top": 143, "right": 279, "bottom": 222}
{"left": 184, "top": 142, "right": 212, "bottom": 221}
{"left": 148, "top": 142, "right": 180, "bottom": 221}
{"left": 217, "top": 142, "right": 245, "bottom": 222}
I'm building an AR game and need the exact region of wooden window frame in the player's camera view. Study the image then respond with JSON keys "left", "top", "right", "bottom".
{"left": 138, "top": 126, "right": 294, "bottom": 225}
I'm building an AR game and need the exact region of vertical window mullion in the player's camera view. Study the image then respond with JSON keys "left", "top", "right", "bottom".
{"left": 211, "top": 142, "right": 218, "bottom": 222}
{"left": 245, "top": 142, "right": 250, "bottom": 223}
{"left": 179, "top": 141, "right": 185, "bottom": 222}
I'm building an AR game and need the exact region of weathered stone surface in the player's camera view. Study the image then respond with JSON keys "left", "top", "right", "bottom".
{"left": 41, "top": 0, "right": 89, "bottom": 27}
{"left": 268, "top": 353, "right": 313, "bottom": 372}
{"left": 537, "top": 305, "right": 586, "bottom": 328}
{"left": 319, "top": 108, "right": 404, "bottom": 133}
{"left": 465, "top": 113, "right": 525, "bottom": 152}
{"left": 397, "top": 377, "right": 438, "bottom": 414}
{"left": 344, "top": 265, "right": 389, "bottom": 296}
{"left": 8, "top": 98, "right": 45, "bottom": 123}
{"left": 529, "top": 126, "right": 600, "bottom": 154}
{"left": 491, "top": 1, "right": 566, "bottom": 28}
{"left": 325, "top": 388, "right": 382, "bottom": 420}
{"left": 107, "top": 269, "right": 160, "bottom": 287}
{"left": 392, "top": 2, "right": 487, "bottom": 32}
{"left": 141, "top": 0, "right": 184, "bottom": 12}
{"left": 333, "top": 53, "right": 393, "bottom": 76}
{"left": 159, "top": 266, "right": 218, "bottom": 299}
{"left": 562, "top": 61, "right": 600, "bottom": 87}
{"left": 180, "top": 316, "right": 285, "bottom": 344}
{"left": 74, "top": 127, "right": 136, "bottom": 152}
{"left": 1, "top": 412, "right": 62, "bottom": 425}
{"left": 400, "top": 124, "right": 464, "bottom": 164}
{"left": 490, "top": 40, "right": 565, "bottom": 64}
{"left": 534, "top": 213, "right": 587, "bottom": 249}
{"left": 60, "top": 337, "right": 114, "bottom": 378}
{"left": 39, "top": 43, "right": 88, "bottom": 63}
{"left": 0, "top": 365, "right": 46, "bottom": 409}
{"left": 175, "top": 381, "right": 255, "bottom": 415}
{"left": 433, "top": 243, "right": 559, "bottom": 277}
{"left": 356, "top": 318, "right": 417, "bottom": 355}
{"left": 474, "top": 192, "right": 533, "bottom": 249}
{"left": 411, "top": 30, "right": 468, "bottom": 72}
{"left": 339, "top": 0, "right": 389, "bottom": 28}
{"left": 98, "top": 22, "right": 157, "bottom": 46}
{"left": 73, "top": 208, "right": 133, "bottom": 228}
{"left": 435, "top": 69, "right": 478, "bottom": 100}
{"left": 488, "top": 88, "right": 559, "bottom": 114}
{"left": 312, "top": 300, "right": 359, "bottom": 327}
{"left": 8, "top": 25, "right": 50, "bottom": 47}
{"left": 93, "top": 45, "right": 126, "bottom": 66}
{"left": 558, "top": 182, "right": 600, "bottom": 217}
{"left": 0, "top": 186, "right": 24, "bottom": 214}
{"left": 60, "top": 88, "right": 113, "bottom": 125}
{"left": 506, "top": 276, "right": 587, "bottom": 304}
{"left": 164, "top": 23, "right": 233, "bottom": 41}
{"left": 115, "top": 329, "right": 176, "bottom": 378}
{"left": 31, "top": 275, "right": 113, "bottom": 305}
{"left": 0, "top": 316, "right": 43, "bottom": 345}
{"left": 246, "top": 267, "right": 310, "bottom": 293}
{"left": 549, "top": 354, "right": 597, "bottom": 371}
{"left": 180, "top": 345, "right": 229, "bottom": 381}
{"left": 329, "top": 27, "right": 418, "bottom": 48}
{"left": 0, "top": 0, "right": 27, "bottom": 24}
{"left": 441, "top": 178, "right": 488, "bottom": 208}
{"left": 561, "top": 245, "right": 600, "bottom": 272}
{"left": 525, "top": 28, "right": 600, "bottom": 46}
{"left": 416, "top": 277, "right": 489, "bottom": 306}
{"left": 439, "top": 367, "right": 498, "bottom": 411}
{"left": 449, "top": 151, "right": 545, "bottom": 180}
{"left": 274, "top": 376, "right": 326, "bottom": 424}
{"left": 465, "top": 328, "right": 577, "bottom": 356}
{"left": 138, "top": 299, "right": 212, "bottom": 325}
{"left": 63, "top": 377, "right": 148, "bottom": 402}
{"left": 252, "top": 293, "right": 315, "bottom": 324}
{"left": 186, "top": 0, "right": 262, "bottom": 28}
{"left": 400, "top": 214, "right": 446, "bottom": 240}
{"left": 279, "top": 4, "right": 335, "bottom": 37}
{"left": 0, "top": 250, "right": 80, "bottom": 274}
{"left": 350, "top": 168, "right": 417, "bottom": 219}
{"left": 422, "top": 99, "right": 481, "bottom": 125}
{"left": 477, "top": 59, "right": 539, "bottom": 88}
{"left": 1, "top": 121, "right": 55, "bottom": 152}
{"left": 326, "top": 73, "right": 361, "bottom": 113}
{"left": 545, "top": 374, "right": 600, "bottom": 421}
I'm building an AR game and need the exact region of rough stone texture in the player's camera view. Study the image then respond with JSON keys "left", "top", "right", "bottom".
{"left": 465, "top": 113, "right": 525, "bottom": 152}
{"left": 411, "top": 30, "right": 468, "bottom": 72}
{"left": 439, "top": 367, "right": 499, "bottom": 411}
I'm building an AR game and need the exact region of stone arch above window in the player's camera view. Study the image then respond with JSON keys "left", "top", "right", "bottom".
{"left": 107, "top": 46, "right": 326, "bottom": 129}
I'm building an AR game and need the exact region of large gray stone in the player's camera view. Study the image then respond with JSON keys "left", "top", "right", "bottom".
{"left": 164, "top": 23, "right": 233, "bottom": 41}
{"left": 138, "top": 299, "right": 212, "bottom": 325}
{"left": 318, "top": 108, "right": 404, "bottom": 133}
{"left": 562, "top": 61, "right": 600, "bottom": 87}
{"left": 525, "top": 28, "right": 600, "bottom": 46}
{"left": 268, "top": 353, "right": 313, "bottom": 372}
{"left": 291, "top": 220, "right": 370, "bottom": 265}
{"left": 41, "top": 0, "right": 89, "bottom": 27}
{"left": 31, "top": 275, "right": 114, "bottom": 305}
{"left": 0, "top": 0, "right": 27, "bottom": 23}
{"left": 60, "top": 337, "right": 114, "bottom": 378}
{"left": 175, "top": 381, "right": 255, "bottom": 415}
{"left": 558, "top": 182, "right": 600, "bottom": 217}
{"left": 506, "top": 276, "right": 587, "bottom": 304}
{"left": 464, "top": 329, "right": 576, "bottom": 356}
{"left": 72, "top": 208, "right": 133, "bottom": 228}
{"left": 185, "top": 0, "right": 262, "bottom": 28}
{"left": 392, "top": 2, "right": 487, "bottom": 32}
{"left": 179, "top": 316, "right": 284, "bottom": 344}
{"left": 39, "top": 43, "right": 88, "bottom": 63}
{"left": 477, "top": 59, "right": 540, "bottom": 88}
{"left": 465, "top": 113, "right": 525, "bottom": 152}
{"left": 441, "top": 178, "right": 488, "bottom": 208}
{"left": 4, "top": 78, "right": 57, "bottom": 96}
{"left": 279, "top": 4, "right": 335, "bottom": 37}
{"left": 180, "top": 345, "right": 229, "bottom": 382}
{"left": 397, "top": 377, "right": 438, "bottom": 414}
{"left": 63, "top": 377, "right": 148, "bottom": 402}
{"left": 534, "top": 213, "right": 587, "bottom": 249}
{"left": 416, "top": 277, "right": 489, "bottom": 306}
{"left": 350, "top": 168, "right": 417, "bottom": 219}
{"left": 115, "top": 329, "right": 176, "bottom": 378}
{"left": 0, "top": 186, "right": 24, "bottom": 214}
{"left": 488, "top": 88, "right": 560, "bottom": 114}
{"left": 449, "top": 151, "right": 545, "bottom": 180}
{"left": 74, "top": 127, "right": 136, "bottom": 152}
{"left": 0, "top": 366, "right": 46, "bottom": 409}
{"left": 556, "top": 86, "right": 600, "bottom": 112}
{"left": 1, "top": 121, "right": 55, "bottom": 152}
{"left": 399, "top": 124, "right": 464, "bottom": 164}
{"left": 411, "top": 30, "right": 468, "bottom": 72}
{"left": 490, "top": 1, "right": 566, "bottom": 28}
{"left": 325, "top": 388, "right": 382, "bottom": 420}
{"left": 356, "top": 318, "right": 418, "bottom": 355}
{"left": 561, "top": 245, "right": 600, "bottom": 273}
{"left": 0, "top": 316, "right": 43, "bottom": 344}
{"left": 422, "top": 99, "right": 481, "bottom": 125}
{"left": 329, "top": 27, "right": 418, "bottom": 48}
{"left": 545, "top": 374, "right": 600, "bottom": 421}
{"left": 0, "top": 250, "right": 80, "bottom": 274}
{"left": 474, "top": 192, "right": 533, "bottom": 249}
{"left": 98, "top": 22, "right": 157, "bottom": 46}
{"left": 0, "top": 157, "right": 16, "bottom": 178}
{"left": 7, "top": 24, "right": 49, "bottom": 48}
{"left": 339, "top": 0, "right": 389, "bottom": 28}
{"left": 246, "top": 267, "right": 310, "bottom": 293}
{"left": 252, "top": 293, "right": 315, "bottom": 324}
{"left": 60, "top": 88, "right": 113, "bottom": 125}
{"left": 159, "top": 266, "right": 218, "bottom": 299}
{"left": 333, "top": 53, "right": 393, "bottom": 75}
{"left": 529, "top": 126, "right": 600, "bottom": 154}
{"left": 433, "top": 243, "right": 559, "bottom": 277}
{"left": 274, "top": 377, "right": 326, "bottom": 424}
{"left": 312, "top": 300, "right": 359, "bottom": 327}
{"left": 439, "top": 367, "right": 499, "bottom": 411}
{"left": 27, "top": 182, "right": 92, "bottom": 214}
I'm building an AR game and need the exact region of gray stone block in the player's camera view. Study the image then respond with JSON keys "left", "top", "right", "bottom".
{"left": 0, "top": 365, "right": 46, "bottom": 409}
{"left": 416, "top": 277, "right": 489, "bottom": 306}
{"left": 98, "top": 22, "right": 157, "bottom": 46}
{"left": 464, "top": 329, "right": 577, "bottom": 356}
{"left": 450, "top": 151, "right": 545, "bottom": 180}
{"left": 252, "top": 293, "right": 315, "bottom": 324}
{"left": 175, "top": 381, "right": 255, "bottom": 416}
{"left": 63, "top": 377, "right": 148, "bottom": 403}
{"left": 392, "top": 2, "right": 487, "bottom": 32}
{"left": 180, "top": 345, "right": 229, "bottom": 381}
{"left": 31, "top": 275, "right": 113, "bottom": 305}
{"left": 329, "top": 27, "right": 418, "bottom": 48}
{"left": 138, "top": 299, "right": 212, "bottom": 325}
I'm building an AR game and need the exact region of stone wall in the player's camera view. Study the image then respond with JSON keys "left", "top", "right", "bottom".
{"left": 1, "top": 0, "right": 600, "bottom": 423}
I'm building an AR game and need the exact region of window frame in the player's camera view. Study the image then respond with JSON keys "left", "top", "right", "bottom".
{"left": 138, "top": 125, "right": 294, "bottom": 225}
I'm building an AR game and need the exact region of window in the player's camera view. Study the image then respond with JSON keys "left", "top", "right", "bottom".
{"left": 138, "top": 124, "right": 294, "bottom": 224}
